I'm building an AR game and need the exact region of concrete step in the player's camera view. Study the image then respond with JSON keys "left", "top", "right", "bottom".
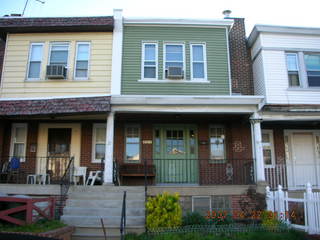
{"left": 68, "top": 191, "right": 145, "bottom": 200}
{"left": 69, "top": 186, "right": 145, "bottom": 193}
{"left": 63, "top": 207, "right": 145, "bottom": 216}
{"left": 62, "top": 215, "right": 145, "bottom": 227}
{"left": 66, "top": 199, "right": 145, "bottom": 208}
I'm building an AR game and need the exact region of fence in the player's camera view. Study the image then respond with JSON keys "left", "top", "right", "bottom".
{"left": 266, "top": 183, "right": 320, "bottom": 234}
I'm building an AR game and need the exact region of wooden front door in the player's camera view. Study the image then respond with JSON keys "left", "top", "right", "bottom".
{"left": 47, "top": 128, "right": 72, "bottom": 180}
{"left": 153, "top": 125, "right": 198, "bottom": 184}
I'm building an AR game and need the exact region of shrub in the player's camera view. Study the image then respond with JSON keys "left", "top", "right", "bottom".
{"left": 182, "top": 212, "right": 208, "bottom": 226}
{"left": 146, "top": 192, "right": 182, "bottom": 229}
{"left": 260, "top": 210, "right": 281, "bottom": 231}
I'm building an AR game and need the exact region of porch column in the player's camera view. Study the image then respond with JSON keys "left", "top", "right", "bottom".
{"left": 250, "top": 113, "right": 266, "bottom": 182}
{"left": 104, "top": 112, "right": 115, "bottom": 184}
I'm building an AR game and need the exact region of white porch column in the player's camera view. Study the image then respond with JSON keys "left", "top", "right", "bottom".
{"left": 104, "top": 112, "right": 115, "bottom": 184}
{"left": 250, "top": 113, "right": 266, "bottom": 182}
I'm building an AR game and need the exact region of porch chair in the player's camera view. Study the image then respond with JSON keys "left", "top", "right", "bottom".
{"left": 73, "top": 167, "right": 87, "bottom": 185}
{"left": 86, "top": 170, "right": 102, "bottom": 186}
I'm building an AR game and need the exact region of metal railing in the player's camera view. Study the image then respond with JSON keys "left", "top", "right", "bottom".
{"left": 149, "top": 158, "right": 254, "bottom": 185}
{"left": 120, "top": 191, "right": 127, "bottom": 240}
{"left": 59, "top": 156, "right": 74, "bottom": 217}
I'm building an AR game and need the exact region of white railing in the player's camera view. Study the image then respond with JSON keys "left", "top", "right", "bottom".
{"left": 265, "top": 163, "right": 320, "bottom": 190}
{"left": 266, "top": 183, "right": 320, "bottom": 234}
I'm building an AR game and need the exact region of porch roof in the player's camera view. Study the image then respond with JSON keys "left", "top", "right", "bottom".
{"left": 0, "top": 96, "right": 111, "bottom": 117}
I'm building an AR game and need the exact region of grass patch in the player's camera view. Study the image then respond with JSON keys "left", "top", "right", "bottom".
{"left": 0, "top": 220, "right": 67, "bottom": 233}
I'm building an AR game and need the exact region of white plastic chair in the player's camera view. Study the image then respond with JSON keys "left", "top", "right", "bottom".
{"left": 86, "top": 171, "right": 102, "bottom": 186}
{"left": 73, "top": 167, "right": 87, "bottom": 185}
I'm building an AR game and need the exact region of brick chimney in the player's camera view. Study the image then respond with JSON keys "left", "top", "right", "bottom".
{"left": 228, "top": 18, "right": 254, "bottom": 95}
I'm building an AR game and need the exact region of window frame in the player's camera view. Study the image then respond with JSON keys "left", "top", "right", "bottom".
{"left": 10, "top": 123, "right": 28, "bottom": 162}
{"left": 209, "top": 125, "right": 226, "bottom": 163}
{"left": 304, "top": 53, "right": 320, "bottom": 88}
{"left": 74, "top": 41, "right": 91, "bottom": 80}
{"left": 262, "top": 129, "right": 276, "bottom": 167}
{"left": 141, "top": 42, "right": 158, "bottom": 80}
{"left": 163, "top": 42, "right": 186, "bottom": 80}
{"left": 124, "top": 124, "right": 141, "bottom": 163}
{"left": 26, "top": 42, "right": 44, "bottom": 81}
{"left": 92, "top": 123, "right": 106, "bottom": 163}
{"left": 48, "top": 42, "right": 70, "bottom": 67}
{"left": 190, "top": 43, "right": 207, "bottom": 81}
{"left": 285, "top": 52, "right": 301, "bottom": 87}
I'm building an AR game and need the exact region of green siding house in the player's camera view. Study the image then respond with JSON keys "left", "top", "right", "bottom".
{"left": 121, "top": 24, "right": 231, "bottom": 95}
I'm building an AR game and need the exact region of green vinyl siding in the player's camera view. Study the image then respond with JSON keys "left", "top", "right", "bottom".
{"left": 122, "top": 25, "right": 230, "bottom": 95}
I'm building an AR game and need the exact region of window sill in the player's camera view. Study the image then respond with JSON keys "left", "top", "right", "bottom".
{"left": 138, "top": 79, "right": 210, "bottom": 83}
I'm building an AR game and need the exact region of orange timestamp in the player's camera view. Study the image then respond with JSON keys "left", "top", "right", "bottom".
{"left": 205, "top": 210, "right": 296, "bottom": 220}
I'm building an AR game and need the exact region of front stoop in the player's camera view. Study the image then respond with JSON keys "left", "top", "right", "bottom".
{"left": 61, "top": 186, "right": 146, "bottom": 240}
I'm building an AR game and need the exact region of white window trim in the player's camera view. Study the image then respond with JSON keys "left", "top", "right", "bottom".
{"left": 262, "top": 129, "right": 276, "bottom": 167}
{"left": 92, "top": 123, "right": 106, "bottom": 163}
{"left": 74, "top": 41, "right": 91, "bottom": 81}
{"left": 304, "top": 53, "right": 320, "bottom": 88}
{"left": 124, "top": 124, "right": 141, "bottom": 163}
{"left": 209, "top": 124, "right": 226, "bottom": 163}
{"left": 163, "top": 42, "right": 186, "bottom": 80}
{"left": 141, "top": 42, "right": 158, "bottom": 80}
{"left": 190, "top": 43, "right": 207, "bottom": 81}
{"left": 285, "top": 52, "right": 301, "bottom": 88}
{"left": 48, "top": 42, "right": 70, "bottom": 72}
{"left": 10, "top": 123, "right": 28, "bottom": 162}
{"left": 26, "top": 43, "right": 44, "bottom": 81}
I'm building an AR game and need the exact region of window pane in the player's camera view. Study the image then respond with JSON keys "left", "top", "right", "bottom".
{"left": 262, "top": 133, "right": 270, "bottom": 143}
{"left": 165, "top": 62, "right": 183, "bottom": 68}
{"left": 144, "top": 66, "right": 156, "bottom": 78}
{"left": 76, "top": 61, "right": 88, "bottom": 70}
{"left": 126, "top": 144, "right": 140, "bottom": 161}
{"left": 192, "top": 45, "right": 204, "bottom": 61}
{"left": 286, "top": 54, "right": 298, "bottom": 71}
{"left": 96, "top": 127, "right": 106, "bottom": 143}
{"left": 193, "top": 63, "right": 204, "bottom": 78}
{"left": 15, "top": 127, "right": 26, "bottom": 142}
{"left": 166, "top": 52, "right": 183, "bottom": 61}
{"left": 210, "top": 127, "right": 225, "bottom": 160}
{"left": 30, "top": 45, "right": 43, "bottom": 61}
{"left": 76, "top": 69, "right": 87, "bottom": 78}
{"left": 50, "top": 51, "right": 68, "bottom": 65}
{"left": 166, "top": 45, "right": 182, "bottom": 53}
{"left": 305, "top": 55, "right": 320, "bottom": 71}
{"left": 289, "top": 72, "right": 300, "bottom": 86}
{"left": 95, "top": 144, "right": 105, "bottom": 159}
{"left": 13, "top": 143, "right": 24, "bottom": 157}
{"left": 77, "top": 44, "right": 89, "bottom": 60}
{"left": 263, "top": 149, "right": 272, "bottom": 165}
{"left": 28, "top": 62, "right": 41, "bottom": 78}
{"left": 144, "top": 44, "right": 155, "bottom": 61}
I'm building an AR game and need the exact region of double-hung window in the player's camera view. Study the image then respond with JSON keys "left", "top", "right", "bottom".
{"left": 164, "top": 43, "right": 184, "bottom": 78}
{"left": 75, "top": 42, "right": 90, "bottom": 79}
{"left": 125, "top": 125, "right": 140, "bottom": 162}
{"left": 262, "top": 130, "right": 275, "bottom": 166}
{"left": 209, "top": 125, "right": 226, "bottom": 162}
{"left": 304, "top": 54, "right": 320, "bottom": 87}
{"left": 10, "top": 123, "right": 27, "bottom": 162}
{"left": 191, "top": 44, "right": 207, "bottom": 80}
{"left": 142, "top": 43, "right": 157, "bottom": 79}
{"left": 92, "top": 124, "right": 106, "bottom": 163}
{"left": 286, "top": 53, "right": 300, "bottom": 87}
{"left": 27, "top": 43, "right": 43, "bottom": 79}
{"left": 49, "top": 43, "right": 69, "bottom": 66}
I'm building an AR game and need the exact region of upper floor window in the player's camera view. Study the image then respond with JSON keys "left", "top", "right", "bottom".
{"left": 209, "top": 125, "right": 226, "bottom": 163}
{"left": 27, "top": 43, "right": 43, "bottom": 79}
{"left": 304, "top": 54, "right": 320, "bottom": 87}
{"left": 125, "top": 125, "right": 140, "bottom": 162}
{"left": 164, "top": 43, "right": 185, "bottom": 79}
{"left": 10, "top": 123, "right": 27, "bottom": 162}
{"left": 142, "top": 43, "right": 157, "bottom": 79}
{"left": 75, "top": 42, "right": 90, "bottom": 79}
{"left": 49, "top": 43, "right": 69, "bottom": 66}
{"left": 262, "top": 130, "right": 275, "bottom": 166}
{"left": 191, "top": 44, "right": 207, "bottom": 80}
{"left": 286, "top": 53, "right": 300, "bottom": 87}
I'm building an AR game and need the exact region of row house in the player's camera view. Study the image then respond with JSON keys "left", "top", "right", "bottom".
{"left": 248, "top": 25, "right": 320, "bottom": 190}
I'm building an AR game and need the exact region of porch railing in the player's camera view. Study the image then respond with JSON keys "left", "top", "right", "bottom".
{"left": 59, "top": 157, "right": 74, "bottom": 217}
{"left": 138, "top": 159, "right": 254, "bottom": 185}
{"left": 265, "top": 163, "right": 320, "bottom": 190}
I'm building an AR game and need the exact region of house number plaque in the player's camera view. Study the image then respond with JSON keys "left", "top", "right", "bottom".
{"left": 143, "top": 140, "right": 152, "bottom": 144}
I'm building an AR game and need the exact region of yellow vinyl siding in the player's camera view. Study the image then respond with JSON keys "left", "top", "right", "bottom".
{"left": 0, "top": 32, "right": 112, "bottom": 98}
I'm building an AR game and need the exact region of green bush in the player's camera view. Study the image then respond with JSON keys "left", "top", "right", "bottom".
{"left": 182, "top": 212, "right": 208, "bottom": 226}
{"left": 146, "top": 192, "right": 182, "bottom": 229}
{"left": 260, "top": 210, "right": 281, "bottom": 231}
{"left": 0, "top": 219, "right": 66, "bottom": 233}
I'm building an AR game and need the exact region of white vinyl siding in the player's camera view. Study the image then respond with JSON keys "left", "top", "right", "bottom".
{"left": 27, "top": 43, "right": 44, "bottom": 80}
{"left": 92, "top": 123, "right": 106, "bottom": 163}
{"left": 74, "top": 42, "right": 90, "bottom": 80}
{"left": 10, "top": 123, "right": 28, "bottom": 162}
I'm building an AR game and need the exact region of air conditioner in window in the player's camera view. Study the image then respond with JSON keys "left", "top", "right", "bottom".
{"left": 167, "top": 66, "right": 184, "bottom": 79}
{"left": 46, "top": 65, "right": 67, "bottom": 79}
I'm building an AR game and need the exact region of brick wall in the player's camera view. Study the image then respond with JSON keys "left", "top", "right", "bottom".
{"left": 0, "top": 39, "right": 5, "bottom": 83}
{"left": 229, "top": 18, "right": 254, "bottom": 95}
